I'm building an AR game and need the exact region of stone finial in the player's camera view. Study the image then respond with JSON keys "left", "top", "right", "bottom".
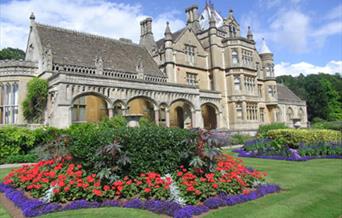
{"left": 209, "top": 10, "right": 216, "bottom": 27}
{"left": 164, "top": 22, "right": 172, "bottom": 40}
{"left": 95, "top": 56, "right": 103, "bottom": 74}
{"left": 229, "top": 9, "right": 234, "bottom": 17}
{"left": 29, "top": 12, "right": 35, "bottom": 20}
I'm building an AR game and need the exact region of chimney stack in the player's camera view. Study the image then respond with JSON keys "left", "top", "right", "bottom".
{"left": 139, "top": 17, "right": 157, "bottom": 55}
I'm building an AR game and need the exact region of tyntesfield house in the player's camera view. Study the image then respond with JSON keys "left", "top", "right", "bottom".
{"left": 0, "top": 3, "right": 307, "bottom": 131}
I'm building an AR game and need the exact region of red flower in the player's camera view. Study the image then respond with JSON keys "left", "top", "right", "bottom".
{"left": 186, "top": 186, "right": 195, "bottom": 192}
{"left": 195, "top": 190, "right": 201, "bottom": 196}
{"left": 103, "top": 185, "right": 110, "bottom": 191}
{"left": 144, "top": 188, "right": 151, "bottom": 193}
{"left": 93, "top": 189, "right": 102, "bottom": 196}
{"left": 87, "top": 176, "right": 95, "bottom": 183}
{"left": 64, "top": 186, "right": 70, "bottom": 192}
{"left": 177, "top": 172, "right": 183, "bottom": 177}
{"left": 53, "top": 188, "right": 60, "bottom": 194}
{"left": 58, "top": 180, "right": 65, "bottom": 187}
{"left": 212, "top": 183, "right": 219, "bottom": 189}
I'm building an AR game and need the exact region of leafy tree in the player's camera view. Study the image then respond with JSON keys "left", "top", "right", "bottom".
{"left": 22, "top": 78, "right": 48, "bottom": 123}
{"left": 277, "top": 73, "right": 342, "bottom": 122}
{"left": 0, "top": 47, "right": 25, "bottom": 60}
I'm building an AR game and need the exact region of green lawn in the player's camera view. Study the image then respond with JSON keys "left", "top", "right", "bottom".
{"left": 0, "top": 168, "right": 13, "bottom": 218}
{"left": 0, "top": 154, "right": 341, "bottom": 218}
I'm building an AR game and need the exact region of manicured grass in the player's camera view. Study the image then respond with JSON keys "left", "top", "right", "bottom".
{"left": 0, "top": 154, "right": 341, "bottom": 218}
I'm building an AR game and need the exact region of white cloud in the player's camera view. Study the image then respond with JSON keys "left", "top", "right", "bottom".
{"left": 269, "top": 10, "right": 310, "bottom": 52}
{"left": 0, "top": 0, "right": 185, "bottom": 50}
{"left": 275, "top": 60, "right": 342, "bottom": 76}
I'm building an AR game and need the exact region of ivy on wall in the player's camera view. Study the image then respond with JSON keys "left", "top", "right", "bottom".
{"left": 22, "top": 78, "right": 48, "bottom": 123}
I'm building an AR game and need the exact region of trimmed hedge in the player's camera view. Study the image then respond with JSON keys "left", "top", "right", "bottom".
{"left": 267, "top": 129, "right": 342, "bottom": 148}
{"left": 0, "top": 127, "right": 36, "bottom": 159}
{"left": 312, "top": 120, "right": 342, "bottom": 131}
{"left": 257, "top": 123, "right": 288, "bottom": 138}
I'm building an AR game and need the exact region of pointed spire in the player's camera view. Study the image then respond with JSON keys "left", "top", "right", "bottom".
{"left": 247, "top": 26, "right": 253, "bottom": 40}
{"left": 164, "top": 22, "right": 172, "bottom": 41}
{"left": 260, "top": 38, "right": 272, "bottom": 54}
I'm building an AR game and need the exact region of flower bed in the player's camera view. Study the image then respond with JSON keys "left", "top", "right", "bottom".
{"left": 0, "top": 155, "right": 280, "bottom": 217}
{"left": 0, "top": 183, "right": 280, "bottom": 217}
{"left": 234, "top": 138, "right": 342, "bottom": 161}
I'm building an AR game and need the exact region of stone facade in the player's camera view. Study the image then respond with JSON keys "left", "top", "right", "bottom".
{"left": 0, "top": 4, "right": 307, "bottom": 130}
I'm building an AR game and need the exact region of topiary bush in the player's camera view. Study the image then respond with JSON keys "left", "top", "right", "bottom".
{"left": 257, "top": 123, "right": 288, "bottom": 138}
{"left": 267, "top": 129, "right": 342, "bottom": 148}
{"left": 112, "top": 127, "right": 197, "bottom": 177}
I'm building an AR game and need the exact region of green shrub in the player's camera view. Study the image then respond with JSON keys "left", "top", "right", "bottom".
{"left": 100, "top": 115, "right": 127, "bottom": 129}
{"left": 0, "top": 154, "right": 38, "bottom": 164}
{"left": 138, "top": 117, "right": 157, "bottom": 127}
{"left": 312, "top": 120, "right": 342, "bottom": 131}
{"left": 114, "top": 127, "right": 197, "bottom": 176}
{"left": 267, "top": 129, "right": 342, "bottom": 148}
{"left": 257, "top": 123, "right": 288, "bottom": 138}
{"left": 0, "top": 127, "right": 36, "bottom": 159}
{"left": 22, "top": 78, "right": 48, "bottom": 123}
{"left": 230, "top": 133, "right": 253, "bottom": 145}
{"left": 32, "top": 127, "right": 65, "bottom": 147}
{"left": 67, "top": 123, "right": 116, "bottom": 167}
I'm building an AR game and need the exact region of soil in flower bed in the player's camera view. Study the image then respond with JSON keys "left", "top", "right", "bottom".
{"left": 0, "top": 192, "right": 25, "bottom": 218}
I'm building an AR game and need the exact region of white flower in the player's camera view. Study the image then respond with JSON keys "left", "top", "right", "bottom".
{"left": 162, "top": 173, "right": 186, "bottom": 206}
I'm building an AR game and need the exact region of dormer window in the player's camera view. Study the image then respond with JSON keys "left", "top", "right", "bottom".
{"left": 185, "top": 45, "right": 195, "bottom": 65}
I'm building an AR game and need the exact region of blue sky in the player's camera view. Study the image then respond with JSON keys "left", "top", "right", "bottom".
{"left": 0, "top": 0, "right": 341, "bottom": 75}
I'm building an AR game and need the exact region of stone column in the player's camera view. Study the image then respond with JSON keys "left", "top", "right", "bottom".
{"left": 108, "top": 107, "right": 113, "bottom": 118}
{"left": 154, "top": 108, "right": 160, "bottom": 126}
{"left": 242, "top": 101, "right": 247, "bottom": 121}
{"left": 165, "top": 108, "right": 170, "bottom": 127}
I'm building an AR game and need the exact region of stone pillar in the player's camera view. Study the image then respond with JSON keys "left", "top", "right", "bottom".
{"left": 154, "top": 108, "right": 160, "bottom": 126}
{"left": 108, "top": 107, "right": 113, "bottom": 118}
{"left": 165, "top": 108, "right": 170, "bottom": 127}
{"left": 242, "top": 101, "right": 247, "bottom": 121}
{"left": 240, "top": 74, "right": 245, "bottom": 94}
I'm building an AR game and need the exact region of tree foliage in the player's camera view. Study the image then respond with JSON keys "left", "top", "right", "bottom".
{"left": 277, "top": 73, "right": 342, "bottom": 121}
{"left": 0, "top": 47, "right": 25, "bottom": 60}
{"left": 22, "top": 78, "right": 48, "bottom": 123}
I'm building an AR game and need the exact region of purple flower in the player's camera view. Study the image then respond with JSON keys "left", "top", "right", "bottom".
{"left": 124, "top": 199, "right": 143, "bottom": 209}
{"left": 203, "top": 197, "right": 225, "bottom": 209}
{"left": 173, "top": 207, "right": 193, "bottom": 218}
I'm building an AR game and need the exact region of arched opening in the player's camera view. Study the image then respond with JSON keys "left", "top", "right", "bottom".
{"left": 287, "top": 107, "right": 294, "bottom": 122}
{"left": 298, "top": 108, "right": 305, "bottom": 122}
{"left": 276, "top": 107, "right": 282, "bottom": 122}
{"left": 127, "top": 97, "right": 155, "bottom": 122}
{"left": 113, "top": 101, "right": 125, "bottom": 116}
{"left": 201, "top": 103, "right": 217, "bottom": 130}
{"left": 72, "top": 94, "right": 108, "bottom": 123}
{"left": 170, "top": 100, "right": 192, "bottom": 129}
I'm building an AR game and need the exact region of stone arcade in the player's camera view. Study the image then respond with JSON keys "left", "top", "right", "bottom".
{"left": 0, "top": 3, "right": 307, "bottom": 131}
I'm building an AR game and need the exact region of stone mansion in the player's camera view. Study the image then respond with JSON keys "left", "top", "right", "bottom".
{"left": 0, "top": 3, "right": 307, "bottom": 131}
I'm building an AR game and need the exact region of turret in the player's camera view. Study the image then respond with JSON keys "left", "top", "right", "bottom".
{"left": 164, "top": 22, "right": 175, "bottom": 83}
{"left": 247, "top": 26, "right": 253, "bottom": 41}
{"left": 259, "top": 38, "right": 274, "bottom": 78}
{"left": 139, "top": 17, "right": 157, "bottom": 55}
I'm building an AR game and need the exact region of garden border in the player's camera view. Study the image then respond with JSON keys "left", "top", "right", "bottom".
{"left": 233, "top": 148, "right": 342, "bottom": 161}
{"left": 0, "top": 183, "right": 280, "bottom": 218}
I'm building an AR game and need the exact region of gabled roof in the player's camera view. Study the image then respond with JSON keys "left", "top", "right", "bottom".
{"left": 277, "top": 84, "right": 304, "bottom": 103}
{"left": 156, "top": 28, "right": 185, "bottom": 50}
{"left": 35, "top": 23, "right": 166, "bottom": 77}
